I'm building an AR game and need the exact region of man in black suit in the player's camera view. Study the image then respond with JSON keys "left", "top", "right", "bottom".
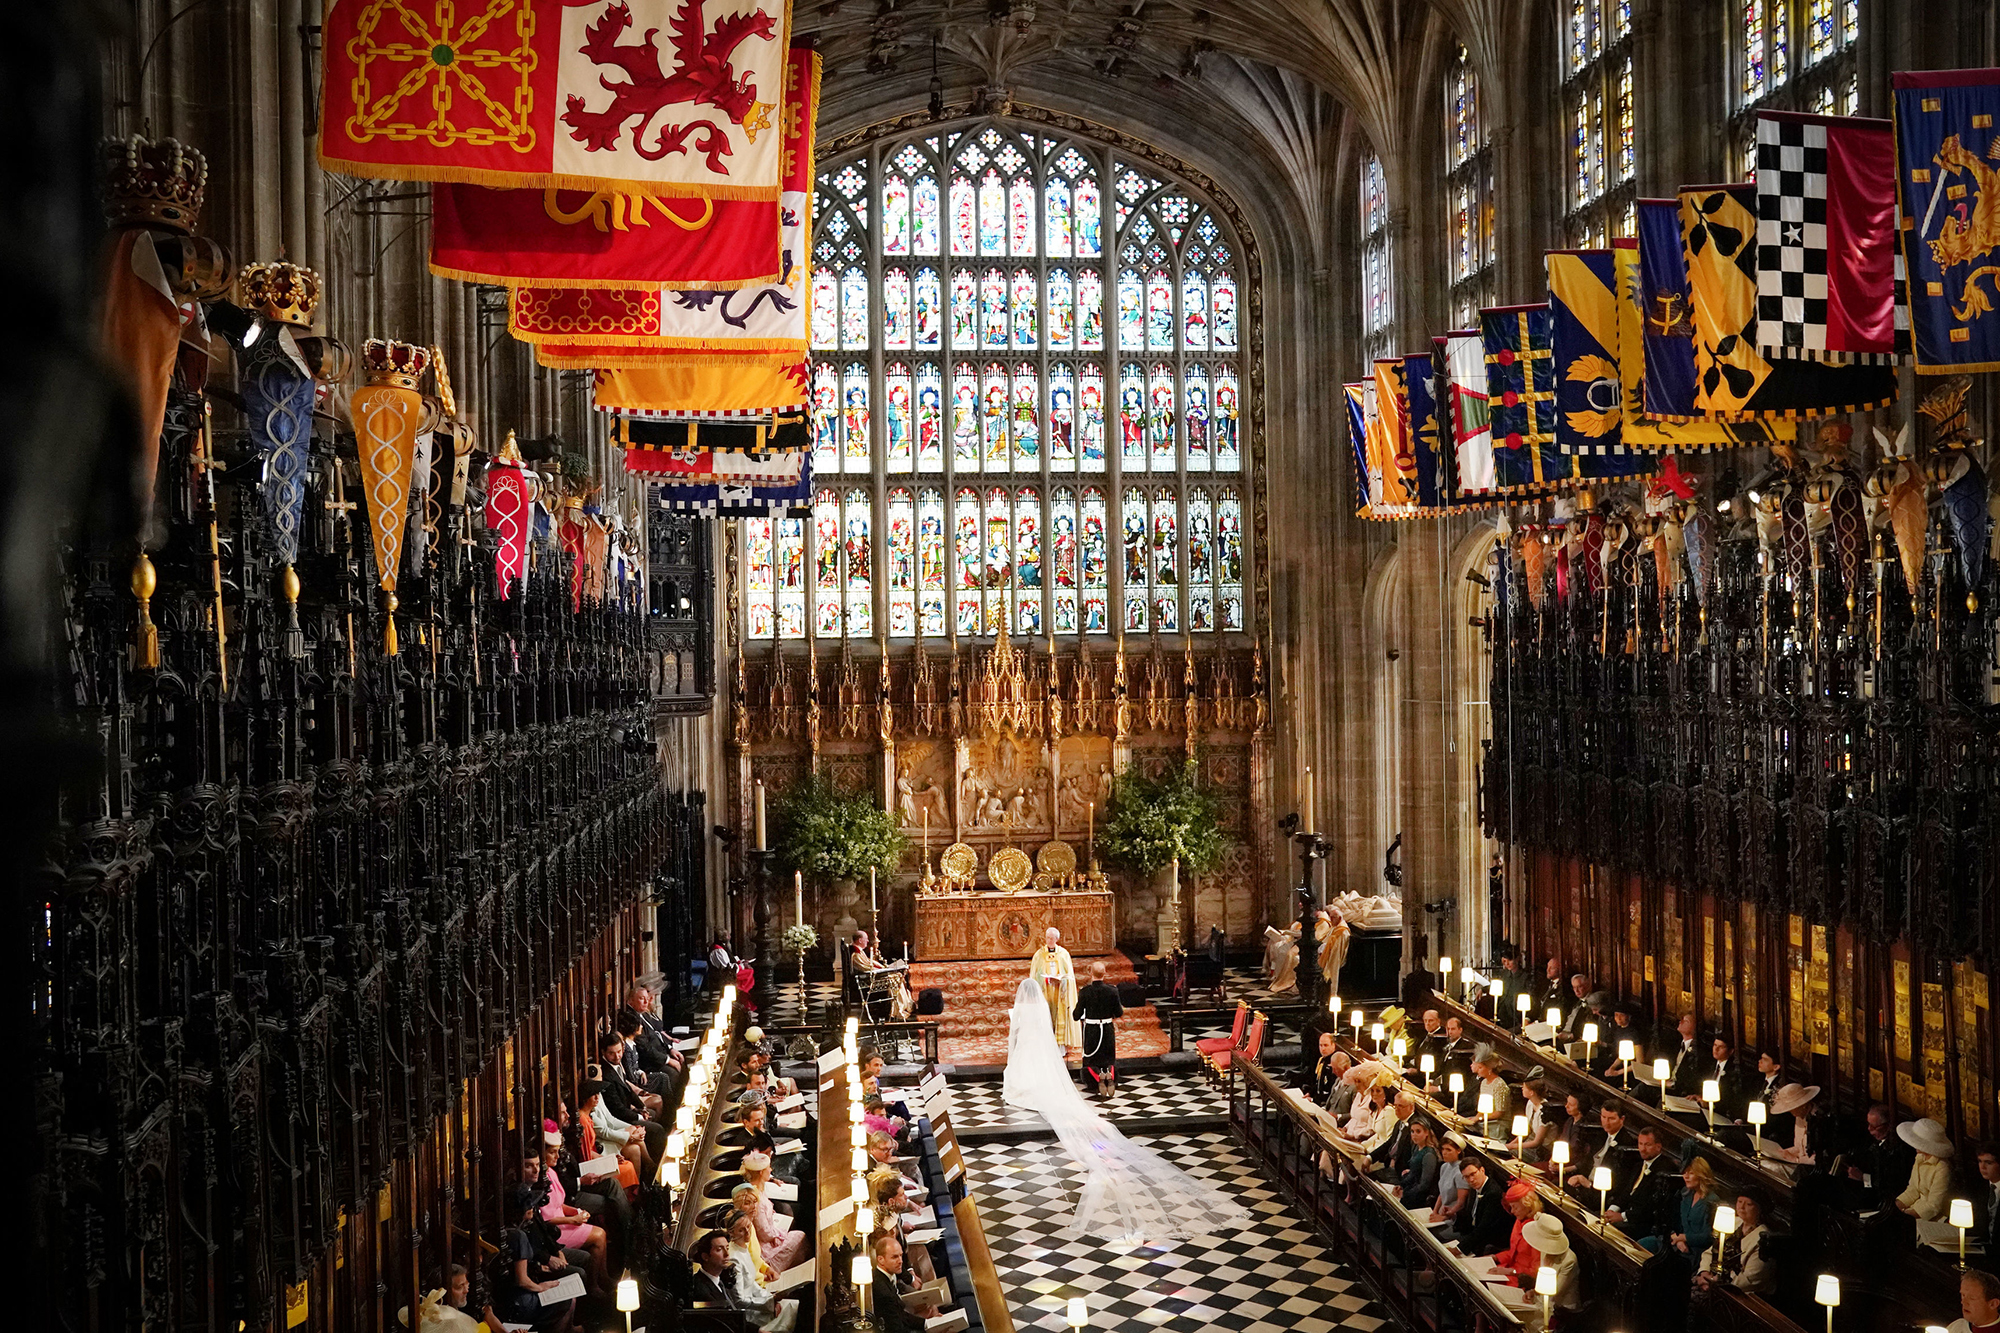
{"left": 619, "top": 985, "right": 685, "bottom": 1082}
{"left": 1662, "top": 1012, "right": 1704, "bottom": 1096}
{"left": 1368, "top": 1092, "right": 1417, "bottom": 1178}
{"left": 1436, "top": 1016, "right": 1474, "bottom": 1078}
{"left": 1605, "top": 1125, "right": 1680, "bottom": 1241}
{"left": 1838, "top": 1102, "right": 1914, "bottom": 1209}
{"left": 1536, "top": 957, "right": 1567, "bottom": 1017}
{"left": 687, "top": 1230, "right": 741, "bottom": 1309}
{"left": 1703, "top": 1035, "right": 1750, "bottom": 1122}
{"left": 1455, "top": 1160, "right": 1513, "bottom": 1256}
{"left": 1412, "top": 1009, "right": 1448, "bottom": 1062}
{"left": 1557, "top": 974, "right": 1595, "bottom": 1043}
{"left": 1566, "top": 1104, "right": 1638, "bottom": 1205}
{"left": 1967, "top": 1142, "right": 2000, "bottom": 1256}
{"left": 1493, "top": 947, "right": 1529, "bottom": 1029}
{"left": 1749, "top": 1048, "right": 1785, "bottom": 1110}
{"left": 871, "top": 1232, "right": 933, "bottom": 1333}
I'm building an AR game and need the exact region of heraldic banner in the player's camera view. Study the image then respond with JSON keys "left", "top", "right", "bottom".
{"left": 320, "top": 0, "right": 793, "bottom": 199}
{"left": 429, "top": 45, "right": 817, "bottom": 286}
{"left": 1894, "top": 68, "right": 2000, "bottom": 372}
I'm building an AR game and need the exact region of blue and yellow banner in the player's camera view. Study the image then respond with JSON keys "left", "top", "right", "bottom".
{"left": 1405, "top": 349, "right": 1447, "bottom": 509}
{"left": 1893, "top": 68, "right": 2000, "bottom": 372}
{"left": 1547, "top": 249, "right": 1628, "bottom": 456}
{"left": 1344, "top": 381, "right": 1374, "bottom": 518}
{"left": 1482, "top": 304, "right": 1569, "bottom": 494}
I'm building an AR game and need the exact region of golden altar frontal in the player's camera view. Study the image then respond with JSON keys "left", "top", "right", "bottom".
{"left": 914, "top": 889, "right": 1117, "bottom": 961}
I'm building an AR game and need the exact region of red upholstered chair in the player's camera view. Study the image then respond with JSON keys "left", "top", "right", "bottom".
{"left": 1209, "top": 1012, "right": 1266, "bottom": 1077}
{"left": 1194, "top": 1001, "right": 1248, "bottom": 1065}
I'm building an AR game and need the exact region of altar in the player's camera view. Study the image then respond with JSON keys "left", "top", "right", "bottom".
{"left": 914, "top": 890, "right": 1118, "bottom": 961}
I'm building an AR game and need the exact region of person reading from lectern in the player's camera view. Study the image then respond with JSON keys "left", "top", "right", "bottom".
{"left": 1028, "top": 927, "right": 1078, "bottom": 1051}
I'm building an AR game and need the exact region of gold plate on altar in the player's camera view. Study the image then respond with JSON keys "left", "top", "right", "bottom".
{"left": 940, "top": 842, "right": 979, "bottom": 882}
{"left": 988, "top": 846, "right": 1033, "bottom": 893}
{"left": 1035, "top": 839, "right": 1076, "bottom": 879}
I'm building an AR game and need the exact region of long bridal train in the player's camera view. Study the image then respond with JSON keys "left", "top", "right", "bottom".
{"left": 1001, "top": 977, "right": 1251, "bottom": 1244}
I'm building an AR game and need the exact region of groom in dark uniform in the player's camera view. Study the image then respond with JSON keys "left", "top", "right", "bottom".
{"left": 1073, "top": 960, "right": 1125, "bottom": 1098}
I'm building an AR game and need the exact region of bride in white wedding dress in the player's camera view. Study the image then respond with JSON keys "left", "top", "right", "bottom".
{"left": 1002, "top": 976, "right": 1251, "bottom": 1244}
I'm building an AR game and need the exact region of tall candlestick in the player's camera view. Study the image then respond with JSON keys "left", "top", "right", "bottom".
{"left": 1302, "top": 767, "right": 1313, "bottom": 835}
{"left": 922, "top": 809, "right": 928, "bottom": 869}
{"left": 755, "top": 780, "right": 767, "bottom": 850}
{"left": 1087, "top": 801, "right": 1095, "bottom": 869}
{"left": 870, "top": 866, "right": 878, "bottom": 914}
{"left": 795, "top": 870, "right": 804, "bottom": 926}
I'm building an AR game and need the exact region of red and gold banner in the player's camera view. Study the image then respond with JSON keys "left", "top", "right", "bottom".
{"left": 485, "top": 434, "right": 532, "bottom": 598}
{"left": 590, "top": 354, "right": 809, "bottom": 413}
{"left": 429, "top": 46, "right": 814, "bottom": 287}
{"left": 507, "top": 48, "right": 816, "bottom": 347}
{"left": 350, "top": 340, "right": 430, "bottom": 653}
{"left": 320, "top": 0, "right": 792, "bottom": 199}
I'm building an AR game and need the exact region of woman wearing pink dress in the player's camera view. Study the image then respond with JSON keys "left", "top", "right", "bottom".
{"left": 524, "top": 1142, "right": 608, "bottom": 1287}
{"left": 739, "top": 1152, "right": 807, "bottom": 1270}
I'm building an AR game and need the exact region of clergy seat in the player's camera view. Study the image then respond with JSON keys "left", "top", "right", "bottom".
{"left": 1205, "top": 1011, "right": 1266, "bottom": 1078}
{"left": 1193, "top": 1001, "right": 1249, "bottom": 1060}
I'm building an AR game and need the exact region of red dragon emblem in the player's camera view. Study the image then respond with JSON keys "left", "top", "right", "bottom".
{"left": 561, "top": 0, "right": 779, "bottom": 173}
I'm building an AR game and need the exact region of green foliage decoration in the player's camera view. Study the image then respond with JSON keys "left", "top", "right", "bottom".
{"left": 773, "top": 773, "right": 907, "bottom": 883}
{"left": 1096, "top": 758, "right": 1228, "bottom": 876}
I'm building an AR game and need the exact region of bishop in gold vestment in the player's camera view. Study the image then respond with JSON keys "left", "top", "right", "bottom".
{"left": 1028, "top": 928, "right": 1078, "bottom": 1048}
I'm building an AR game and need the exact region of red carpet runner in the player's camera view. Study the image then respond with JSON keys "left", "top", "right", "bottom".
{"left": 907, "top": 953, "right": 1169, "bottom": 1066}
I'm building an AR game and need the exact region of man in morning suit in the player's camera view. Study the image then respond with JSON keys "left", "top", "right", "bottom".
{"left": 1566, "top": 1104, "right": 1638, "bottom": 1205}
{"left": 688, "top": 1231, "right": 741, "bottom": 1309}
{"left": 1455, "top": 1160, "right": 1513, "bottom": 1256}
{"left": 1605, "top": 1125, "right": 1680, "bottom": 1241}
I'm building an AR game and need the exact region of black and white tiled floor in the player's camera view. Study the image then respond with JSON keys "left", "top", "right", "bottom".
{"left": 966, "top": 1130, "right": 1392, "bottom": 1333}
{"left": 946, "top": 1071, "right": 1231, "bottom": 1131}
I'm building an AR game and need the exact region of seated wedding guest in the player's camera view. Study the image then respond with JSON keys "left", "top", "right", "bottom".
{"left": 579, "top": 1080, "right": 652, "bottom": 1180}
{"left": 1519, "top": 1079, "right": 1559, "bottom": 1162}
{"left": 1490, "top": 1181, "right": 1547, "bottom": 1282}
{"left": 1548, "top": 1091, "right": 1594, "bottom": 1172}
{"left": 1494, "top": 948, "right": 1530, "bottom": 1029}
{"left": 1303, "top": 1032, "right": 1347, "bottom": 1108}
{"left": 1639, "top": 1156, "right": 1719, "bottom": 1276}
{"left": 614, "top": 1012, "right": 679, "bottom": 1099}
{"left": 724, "top": 1211, "right": 802, "bottom": 1331}
{"left": 1949, "top": 1270, "right": 2000, "bottom": 1333}
{"left": 522, "top": 1142, "right": 608, "bottom": 1288}
{"left": 621, "top": 983, "right": 684, "bottom": 1071}
{"left": 740, "top": 1036, "right": 799, "bottom": 1098}
{"left": 1693, "top": 1186, "right": 1775, "bottom": 1298}
{"left": 871, "top": 1233, "right": 939, "bottom": 1332}
{"left": 863, "top": 1093, "right": 906, "bottom": 1141}
{"left": 688, "top": 1230, "right": 741, "bottom": 1309}
{"left": 1602, "top": 1003, "right": 1647, "bottom": 1080}
{"left": 1523, "top": 1214, "right": 1582, "bottom": 1315}
{"left": 1438, "top": 1016, "right": 1474, "bottom": 1074}
{"left": 1567, "top": 1103, "right": 1637, "bottom": 1204}
{"left": 1430, "top": 1138, "right": 1472, "bottom": 1226}
{"left": 1365, "top": 1091, "right": 1417, "bottom": 1176}
{"left": 500, "top": 1182, "right": 577, "bottom": 1331}
{"left": 1342, "top": 1079, "right": 1389, "bottom": 1142}
{"left": 1605, "top": 1125, "right": 1678, "bottom": 1241}
{"left": 1393, "top": 1118, "right": 1442, "bottom": 1209}
{"left": 1837, "top": 1102, "right": 1914, "bottom": 1208}
{"left": 1771, "top": 1082, "right": 1834, "bottom": 1168}
{"left": 569, "top": 1099, "right": 639, "bottom": 1198}
{"left": 1703, "top": 1035, "right": 1750, "bottom": 1121}
{"left": 735, "top": 1155, "right": 808, "bottom": 1270}
{"left": 1413, "top": 1010, "right": 1448, "bottom": 1061}
{"left": 1749, "top": 1048, "right": 1784, "bottom": 1110}
{"left": 729, "top": 1091, "right": 801, "bottom": 1184}
{"left": 441, "top": 1263, "right": 499, "bottom": 1332}
{"left": 1454, "top": 1160, "right": 1513, "bottom": 1256}
{"left": 1967, "top": 1142, "right": 2000, "bottom": 1251}
{"left": 1463, "top": 1046, "right": 1510, "bottom": 1122}
{"left": 1661, "top": 1012, "right": 1704, "bottom": 1096}
{"left": 1558, "top": 975, "right": 1594, "bottom": 1042}
{"left": 871, "top": 1171, "right": 940, "bottom": 1281}
{"left": 865, "top": 1129, "right": 922, "bottom": 1189}
{"left": 1536, "top": 956, "right": 1567, "bottom": 1016}
{"left": 595, "top": 1031, "right": 662, "bottom": 1119}
{"left": 543, "top": 1117, "right": 631, "bottom": 1243}
{"left": 1893, "top": 1117, "right": 1956, "bottom": 1222}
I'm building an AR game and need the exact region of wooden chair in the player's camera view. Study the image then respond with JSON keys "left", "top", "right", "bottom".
{"left": 1209, "top": 1012, "right": 1266, "bottom": 1077}
{"left": 1194, "top": 1001, "right": 1249, "bottom": 1064}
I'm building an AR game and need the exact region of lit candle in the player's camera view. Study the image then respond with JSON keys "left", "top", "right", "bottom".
{"left": 1447, "top": 1072, "right": 1465, "bottom": 1096}
{"left": 1746, "top": 1099, "right": 1766, "bottom": 1153}
{"left": 1594, "top": 1165, "right": 1613, "bottom": 1222}
{"left": 1535, "top": 1264, "right": 1557, "bottom": 1323}
{"left": 1370, "top": 1022, "right": 1385, "bottom": 1051}
{"left": 870, "top": 866, "right": 878, "bottom": 915}
{"left": 1439, "top": 956, "right": 1453, "bottom": 994}
{"left": 1652, "top": 1057, "right": 1670, "bottom": 1087}
{"left": 1478, "top": 1092, "right": 1494, "bottom": 1135}
{"left": 1617, "top": 1039, "right": 1635, "bottom": 1088}
{"left": 1087, "top": 801, "right": 1094, "bottom": 868}
{"left": 1701, "top": 1078, "right": 1721, "bottom": 1133}
{"left": 1951, "top": 1196, "right": 1974, "bottom": 1263}
{"left": 849, "top": 1124, "right": 866, "bottom": 1149}
{"left": 1551, "top": 1140, "right": 1571, "bottom": 1170}
{"left": 1546, "top": 1006, "right": 1562, "bottom": 1030}
{"left": 1302, "top": 766, "right": 1313, "bottom": 835}
{"left": 755, "top": 780, "right": 767, "bottom": 850}
{"left": 1815, "top": 1273, "right": 1839, "bottom": 1333}
{"left": 853, "top": 1255, "right": 873, "bottom": 1315}
{"left": 1511, "top": 1113, "right": 1528, "bottom": 1150}
{"left": 1516, "top": 992, "right": 1532, "bottom": 1020}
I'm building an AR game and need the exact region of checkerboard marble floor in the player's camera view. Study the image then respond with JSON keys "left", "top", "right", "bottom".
{"left": 945, "top": 1071, "right": 1230, "bottom": 1131}
{"left": 965, "top": 1130, "right": 1393, "bottom": 1333}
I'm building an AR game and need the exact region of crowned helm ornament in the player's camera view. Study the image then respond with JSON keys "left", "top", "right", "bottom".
{"left": 360, "top": 338, "right": 432, "bottom": 390}
{"left": 101, "top": 134, "right": 209, "bottom": 234}
{"left": 240, "top": 261, "right": 323, "bottom": 328}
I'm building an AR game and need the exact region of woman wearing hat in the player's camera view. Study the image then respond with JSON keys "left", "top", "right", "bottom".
{"left": 1893, "top": 1118, "right": 1956, "bottom": 1220}
{"left": 1490, "top": 1180, "right": 1549, "bottom": 1282}
{"left": 1769, "top": 1083, "right": 1832, "bottom": 1167}
{"left": 739, "top": 1151, "right": 808, "bottom": 1270}
{"left": 1522, "top": 1213, "right": 1581, "bottom": 1314}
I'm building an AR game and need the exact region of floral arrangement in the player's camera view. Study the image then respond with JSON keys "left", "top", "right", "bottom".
{"left": 781, "top": 923, "right": 819, "bottom": 954}
{"left": 773, "top": 773, "right": 906, "bottom": 883}
{"left": 1096, "top": 757, "right": 1229, "bottom": 876}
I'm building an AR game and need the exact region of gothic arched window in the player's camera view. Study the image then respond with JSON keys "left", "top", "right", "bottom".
{"left": 1728, "top": 0, "right": 1861, "bottom": 176}
{"left": 1360, "top": 153, "right": 1393, "bottom": 366}
{"left": 1445, "top": 47, "right": 1495, "bottom": 328}
{"left": 1561, "top": 0, "right": 1635, "bottom": 246}
{"left": 766, "top": 119, "right": 1252, "bottom": 643}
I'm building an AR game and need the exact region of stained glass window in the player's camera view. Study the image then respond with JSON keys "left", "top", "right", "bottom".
{"left": 747, "top": 516, "right": 776, "bottom": 638}
{"left": 1563, "top": 0, "right": 1635, "bottom": 245}
{"left": 1445, "top": 46, "right": 1496, "bottom": 328}
{"left": 1734, "top": 0, "right": 1858, "bottom": 174}
{"left": 791, "top": 120, "right": 1254, "bottom": 640}
{"left": 1360, "top": 153, "right": 1393, "bottom": 365}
